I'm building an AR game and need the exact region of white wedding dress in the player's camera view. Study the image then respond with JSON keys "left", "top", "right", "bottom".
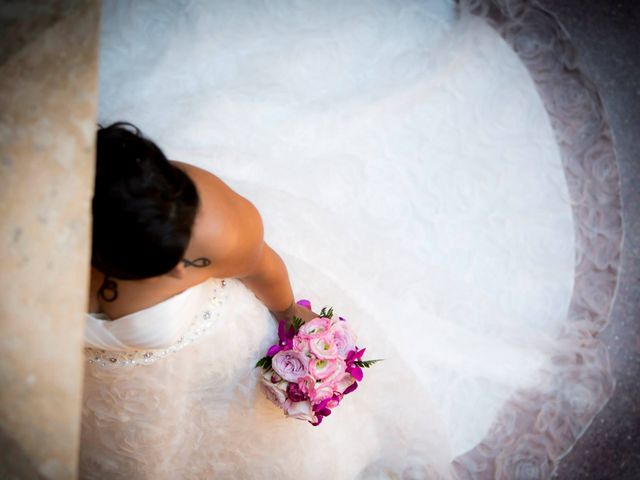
{"left": 82, "top": 1, "right": 578, "bottom": 478}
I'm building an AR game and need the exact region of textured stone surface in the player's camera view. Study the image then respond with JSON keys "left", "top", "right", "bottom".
{"left": 0, "top": 0, "right": 86, "bottom": 66}
{"left": 535, "top": 1, "right": 640, "bottom": 479}
{"left": 0, "top": 1, "right": 100, "bottom": 478}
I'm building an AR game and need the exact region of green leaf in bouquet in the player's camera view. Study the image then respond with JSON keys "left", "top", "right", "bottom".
{"left": 319, "top": 306, "right": 334, "bottom": 319}
{"left": 292, "top": 316, "right": 304, "bottom": 332}
{"left": 353, "top": 359, "right": 384, "bottom": 368}
{"left": 255, "top": 356, "right": 272, "bottom": 370}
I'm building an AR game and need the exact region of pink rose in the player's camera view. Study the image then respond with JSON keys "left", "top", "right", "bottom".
{"left": 330, "top": 321, "right": 357, "bottom": 357}
{"left": 298, "top": 375, "right": 334, "bottom": 403}
{"left": 309, "top": 334, "right": 338, "bottom": 359}
{"left": 293, "top": 336, "right": 311, "bottom": 357}
{"left": 308, "top": 357, "right": 346, "bottom": 381}
{"left": 298, "top": 317, "right": 332, "bottom": 339}
{"left": 297, "top": 375, "right": 336, "bottom": 403}
{"left": 320, "top": 360, "right": 349, "bottom": 386}
{"left": 309, "top": 381, "right": 336, "bottom": 403}
{"left": 272, "top": 350, "right": 309, "bottom": 382}
{"left": 297, "top": 375, "right": 316, "bottom": 398}
{"left": 283, "top": 399, "right": 316, "bottom": 423}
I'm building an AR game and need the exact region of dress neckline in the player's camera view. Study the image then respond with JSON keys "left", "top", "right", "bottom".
{"left": 88, "top": 278, "right": 217, "bottom": 322}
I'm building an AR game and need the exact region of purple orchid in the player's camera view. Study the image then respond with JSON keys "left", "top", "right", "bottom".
{"left": 266, "top": 299, "right": 313, "bottom": 357}
{"left": 345, "top": 347, "right": 366, "bottom": 382}
{"left": 266, "top": 319, "right": 295, "bottom": 357}
{"left": 296, "top": 299, "right": 312, "bottom": 310}
{"left": 343, "top": 381, "right": 358, "bottom": 395}
{"left": 310, "top": 397, "right": 334, "bottom": 426}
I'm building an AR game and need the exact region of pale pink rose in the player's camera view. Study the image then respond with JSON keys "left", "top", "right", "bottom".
{"left": 309, "top": 334, "right": 338, "bottom": 359}
{"left": 309, "top": 381, "right": 336, "bottom": 403}
{"left": 309, "top": 357, "right": 346, "bottom": 381}
{"left": 272, "top": 350, "right": 308, "bottom": 382}
{"left": 293, "top": 336, "right": 311, "bottom": 356}
{"left": 320, "top": 359, "right": 349, "bottom": 386}
{"left": 298, "top": 317, "right": 332, "bottom": 339}
{"left": 330, "top": 321, "right": 357, "bottom": 357}
{"left": 283, "top": 399, "right": 317, "bottom": 423}
{"left": 296, "top": 375, "right": 335, "bottom": 403}
{"left": 297, "top": 375, "right": 316, "bottom": 398}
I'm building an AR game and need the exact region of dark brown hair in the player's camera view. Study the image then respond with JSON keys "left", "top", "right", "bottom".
{"left": 92, "top": 122, "right": 199, "bottom": 279}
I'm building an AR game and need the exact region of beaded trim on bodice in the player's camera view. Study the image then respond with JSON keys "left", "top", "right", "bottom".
{"left": 85, "top": 279, "right": 229, "bottom": 368}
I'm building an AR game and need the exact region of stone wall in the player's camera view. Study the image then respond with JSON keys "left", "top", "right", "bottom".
{"left": 0, "top": 1, "right": 100, "bottom": 478}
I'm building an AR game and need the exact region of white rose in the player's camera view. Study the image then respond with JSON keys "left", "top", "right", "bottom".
{"left": 260, "top": 370, "right": 287, "bottom": 408}
{"left": 284, "top": 399, "right": 317, "bottom": 423}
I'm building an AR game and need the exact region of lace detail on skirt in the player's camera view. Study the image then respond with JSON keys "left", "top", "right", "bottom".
{"left": 452, "top": 1, "right": 622, "bottom": 478}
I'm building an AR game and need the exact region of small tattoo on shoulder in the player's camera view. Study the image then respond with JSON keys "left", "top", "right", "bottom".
{"left": 182, "top": 257, "right": 211, "bottom": 268}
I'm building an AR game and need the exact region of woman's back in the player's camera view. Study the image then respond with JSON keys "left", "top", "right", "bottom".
{"left": 88, "top": 161, "right": 263, "bottom": 320}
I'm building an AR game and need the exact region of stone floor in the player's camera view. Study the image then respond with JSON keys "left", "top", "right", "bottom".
{"left": 535, "top": 1, "right": 640, "bottom": 478}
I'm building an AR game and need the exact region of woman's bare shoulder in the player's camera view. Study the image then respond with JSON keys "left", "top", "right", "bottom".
{"left": 170, "top": 160, "right": 264, "bottom": 276}
{"left": 170, "top": 161, "right": 235, "bottom": 199}
{"left": 169, "top": 161, "right": 258, "bottom": 218}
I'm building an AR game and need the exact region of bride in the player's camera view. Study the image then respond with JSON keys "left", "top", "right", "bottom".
{"left": 82, "top": 122, "right": 454, "bottom": 479}
{"left": 83, "top": 0, "right": 578, "bottom": 478}
{"left": 88, "top": 122, "right": 317, "bottom": 326}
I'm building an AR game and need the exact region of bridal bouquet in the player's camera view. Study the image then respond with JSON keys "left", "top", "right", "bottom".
{"left": 255, "top": 300, "right": 381, "bottom": 426}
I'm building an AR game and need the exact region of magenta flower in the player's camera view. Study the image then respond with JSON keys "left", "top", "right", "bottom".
{"left": 286, "top": 382, "right": 308, "bottom": 402}
{"left": 327, "top": 392, "right": 343, "bottom": 409}
{"left": 343, "top": 382, "right": 358, "bottom": 395}
{"left": 266, "top": 320, "right": 295, "bottom": 357}
{"left": 313, "top": 398, "right": 332, "bottom": 416}
{"left": 296, "top": 299, "right": 312, "bottom": 310}
{"left": 310, "top": 394, "right": 343, "bottom": 426}
{"left": 345, "top": 347, "right": 366, "bottom": 382}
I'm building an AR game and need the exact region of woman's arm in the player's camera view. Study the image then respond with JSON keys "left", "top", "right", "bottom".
{"left": 241, "top": 243, "right": 319, "bottom": 324}
{"left": 227, "top": 194, "right": 317, "bottom": 324}
{"left": 174, "top": 161, "right": 318, "bottom": 324}
{"left": 239, "top": 242, "right": 295, "bottom": 316}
